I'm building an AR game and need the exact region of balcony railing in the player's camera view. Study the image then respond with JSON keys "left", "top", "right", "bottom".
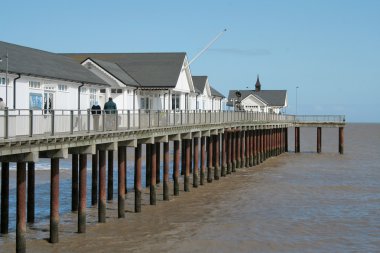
{"left": 0, "top": 109, "right": 296, "bottom": 140}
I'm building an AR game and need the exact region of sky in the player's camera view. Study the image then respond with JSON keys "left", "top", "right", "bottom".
{"left": 1, "top": 0, "right": 379, "bottom": 122}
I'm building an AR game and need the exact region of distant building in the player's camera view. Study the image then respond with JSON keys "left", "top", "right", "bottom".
{"left": 227, "top": 76, "right": 287, "bottom": 114}
{"left": 192, "top": 76, "right": 226, "bottom": 111}
{"left": 0, "top": 41, "right": 108, "bottom": 111}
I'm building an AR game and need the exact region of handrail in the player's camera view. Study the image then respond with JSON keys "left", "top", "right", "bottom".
{"left": 0, "top": 109, "right": 344, "bottom": 141}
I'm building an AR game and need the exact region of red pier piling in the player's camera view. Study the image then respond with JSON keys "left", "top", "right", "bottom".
{"left": 173, "top": 140, "right": 180, "bottom": 195}
{"left": 339, "top": 127, "right": 344, "bottom": 154}
{"left": 193, "top": 137, "right": 200, "bottom": 187}
{"left": 200, "top": 137, "right": 206, "bottom": 184}
{"left": 78, "top": 154, "right": 87, "bottom": 233}
{"left": 317, "top": 127, "right": 322, "bottom": 153}
{"left": 50, "top": 158, "right": 59, "bottom": 243}
{"left": 71, "top": 154, "right": 78, "bottom": 212}
{"left": 98, "top": 150, "right": 106, "bottom": 222}
{"left": 150, "top": 143, "right": 157, "bottom": 204}
{"left": 27, "top": 162, "right": 35, "bottom": 224}
{"left": 91, "top": 152, "right": 98, "bottom": 206}
{"left": 16, "top": 162, "right": 26, "bottom": 253}
{"left": 1, "top": 162, "right": 9, "bottom": 234}
{"left": 163, "top": 142, "right": 170, "bottom": 200}
{"left": 134, "top": 144, "right": 142, "bottom": 212}
{"left": 118, "top": 146, "right": 126, "bottom": 218}
{"left": 107, "top": 150, "right": 113, "bottom": 201}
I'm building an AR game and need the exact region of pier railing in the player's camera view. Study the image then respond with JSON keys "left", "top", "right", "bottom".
{"left": 0, "top": 109, "right": 295, "bottom": 140}
{"left": 295, "top": 115, "right": 345, "bottom": 123}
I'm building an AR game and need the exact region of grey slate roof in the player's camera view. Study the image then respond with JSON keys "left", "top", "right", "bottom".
{"left": 0, "top": 41, "right": 107, "bottom": 86}
{"left": 210, "top": 86, "right": 225, "bottom": 98}
{"left": 63, "top": 53, "right": 187, "bottom": 88}
{"left": 227, "top": 90, "right": 287, "bottom": 107}
{"left": 89, "top": 58, "right": 140, "bottom": 87}
{"left": 192, "top": 76, "right": 208, "bottom": 94}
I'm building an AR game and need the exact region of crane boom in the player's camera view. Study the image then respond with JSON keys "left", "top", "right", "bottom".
{"left": 184, "top": 28, "right": 227, "bottom": 69}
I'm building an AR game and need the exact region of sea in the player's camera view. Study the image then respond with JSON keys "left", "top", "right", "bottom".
{"left": 0, "top": 123, "right": 379, "bottom": 252}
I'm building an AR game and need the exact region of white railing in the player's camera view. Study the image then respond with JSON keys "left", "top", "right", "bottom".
{"left": 295, "top": 115, "right": 345, "bottom": 123}
{"left": 0, "top": 108, "right": 297, "bottom": 140}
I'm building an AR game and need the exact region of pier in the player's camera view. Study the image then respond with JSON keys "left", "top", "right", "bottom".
{"left": 0, "top": 109, "right": 345, "bottom": 253}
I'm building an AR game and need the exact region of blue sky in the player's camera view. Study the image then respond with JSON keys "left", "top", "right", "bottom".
{"left": 2, "top": 0, "right": 379, "bottom": 122}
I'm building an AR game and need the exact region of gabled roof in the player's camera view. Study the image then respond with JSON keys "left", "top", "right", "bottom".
{"left": 210, "top": 86, "right": 225, "bottom": 98}
{"left": 227, "top": 90, "right": 287, "bottom": 107}
{"left": 85, "top": 58, "right": 140, "bottom": 87}
{"left": 0, "top": 41, "right": 107, "bottom": 86}
{"left": 192, "top": 76, "right": 208, "bottom": 94}
{"left": 63, "top": 53, "right": 187, "bottom": 88}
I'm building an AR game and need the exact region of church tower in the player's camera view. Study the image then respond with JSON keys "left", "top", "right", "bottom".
{"left": 255, "top": 75, "right": 261, "bottom": 91}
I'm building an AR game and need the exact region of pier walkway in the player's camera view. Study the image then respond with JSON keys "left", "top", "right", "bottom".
{"left": 0, "top": 109, "right": 345, "bottom": 253}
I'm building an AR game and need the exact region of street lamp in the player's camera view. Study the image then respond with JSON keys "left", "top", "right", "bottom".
{"left": 0, "top": 51, "right": 9, "bottom": 107}
{"left": 296, "top": 86, "right": 299, "bottom": 115}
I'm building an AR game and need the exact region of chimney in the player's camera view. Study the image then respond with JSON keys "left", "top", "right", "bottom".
{"left": 255, "top": 75, "right": 261, "bottom": 91}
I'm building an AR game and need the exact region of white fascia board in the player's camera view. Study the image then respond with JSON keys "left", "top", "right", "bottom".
{"left": 204, "top": 78, "right": 212, "bottom": 98}
{"left": 175, "top": 55, "right": 195, "bottom": 93}
{"left": 241, "top": 94, "right": 267, "bottom": 106}
{"left": 81, "top": 59, "right": 130, "bottom": 88}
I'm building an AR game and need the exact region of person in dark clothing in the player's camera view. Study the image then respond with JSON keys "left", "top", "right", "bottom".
{"left": 104, "top": 97, "right": 117, "bottom": 130}
{"left": 104, "top": 97, "right": 117, "bottom": 114}
{"left": 91, "top": 102, "right": 101, "bottom": 130}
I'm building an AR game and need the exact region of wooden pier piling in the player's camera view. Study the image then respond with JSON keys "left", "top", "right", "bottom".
{"left": 200, "top": 137, "right": 206, "bottom": 184}
{"left": 78, "top": 154, "right": 87, "bottom": 233}
{"left": 71, "top": 154, "right": 78, "bottom": 212}
{"left": 317, "top": 127, "right": 322, "bottom": 153}
{"left": 27, "top": 162, "right": 35, "bottom": 224}
{"left": 339, "top": 127, "right": 344, "bottom": 154}
{"left": 150, "top": 143, "right": 157, "bottom": 204}
{"left": 221, "top": 132, "right": 227, "bottom": 176}
{"left": 207, "top": 136, "right": 213, "bottom": 182}
{"left": 107, "top": 150, "right": 114, "bottom": 201}
{"left": 16, "top": 162, "right": 26, "bottom": 253}
{"left": 173, "top": 140, "right": 180, "bottom": 195}
{"left": 227, "top": 132, "right": 232, "bottom": 174}
{"left": 1, "top": 162, "right": 9, "bottom": 234}
{"left": 134, "top": 144, "right": 142, "bottom": 212}
{"left": 156, "top": 143, "right": 161, "bottom": 184}
{"left": 50, "top": 158, "right": 59, "bottom": 243}
{"left": 236, "top": 130, "right": 241, "bottom": 169}
{"left": 118, "top": 146, "right": 126, "bottom": 218}
{"left": 193, "top": 137, "right": 199, "bottom": 187}
{"left": 98, "top": 150, "right": 106, "bottom": 222}
{"left": 232, "top": 131, "right": 236, "bottom": 172}
{"left": 163, "top": 142, "right": 169, "bottom": 200}
{"left": 184, "top": 139, "right": 190, "bottom": 191}
{"left": 91, "top": 152, "right": 98, "bottom": 206}
{"left": 214, "top": 134, "right": 220, "bottom": 180}
{"left": 295, "top": 127, "right": 300, "bottom": 153}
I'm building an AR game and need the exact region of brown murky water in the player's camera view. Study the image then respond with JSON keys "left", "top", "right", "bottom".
{"left": 1, "top": 123, "right": 379, "bottom": 252}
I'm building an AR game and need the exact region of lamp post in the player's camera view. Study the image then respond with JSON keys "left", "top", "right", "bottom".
{"left": 296, "top": 86, "right": 299, "bottom": 115}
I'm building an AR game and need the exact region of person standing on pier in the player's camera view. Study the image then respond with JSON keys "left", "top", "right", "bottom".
{"left": 0, "top": 98, "right": 5, "bottom": 109}
{"left": 104, "top": 97, "right": 117, "bottom": 130}
{"left": 91, "top": 101, "right": 101, "bottom": 131}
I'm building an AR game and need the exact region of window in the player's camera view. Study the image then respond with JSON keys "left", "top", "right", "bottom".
{"left": 111, "top": 88, "right": 122, "bottom": 94}
{"left": 0, "top": 77, "right": 6, "bottom": 85}
{"left": 89, "top": 88, "right": 97, "bottom": 107}
{"left": 80, "top": 87, "right": 87, "bottom": 93}
{"left": 29, "top": 81, "right": 41, "bottom": 89}
{"left": 99, "top": 89, "right": 106, "bottom": 93}
{"left": 58, "top": 84, "right": 68, "bottom": 91}
{"left": 140, "top": 97, "right": 150, "bottom": 109}
{"left": 44, "top": 84, "right": 56, "bottom": 91}
{"left": 171, "top": 96, "right": 180, "bottom": 110}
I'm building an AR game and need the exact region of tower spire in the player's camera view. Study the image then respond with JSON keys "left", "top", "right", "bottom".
{"left": 255, "top": 75, "right": 261, "bottom": 91}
